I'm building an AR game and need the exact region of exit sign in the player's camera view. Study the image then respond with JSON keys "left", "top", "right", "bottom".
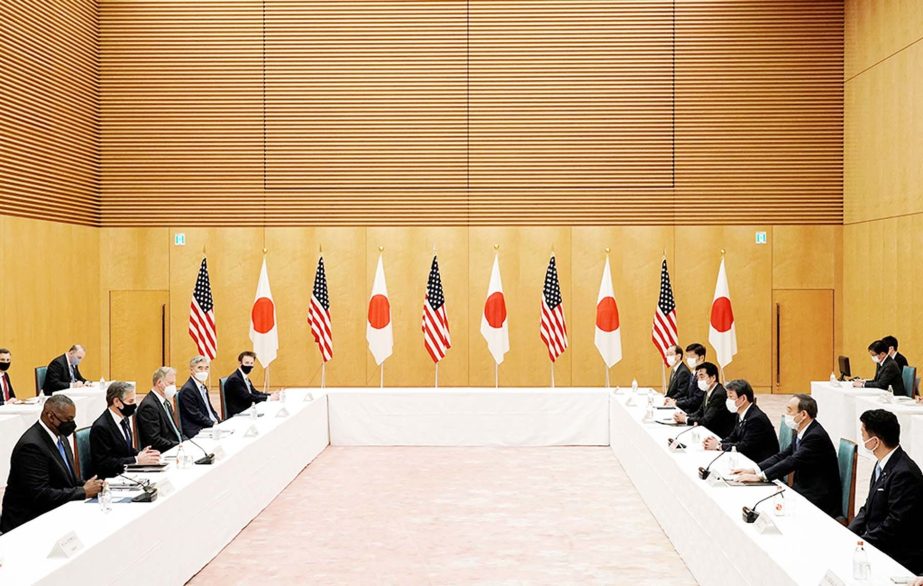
{"left": 174, "top": 233, "right": 186, "bottom": 246}
{"left": 755, "top": 231, "right": 767, "bottom": 245}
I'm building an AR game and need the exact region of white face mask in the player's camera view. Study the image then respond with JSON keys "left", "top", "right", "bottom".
{"left": 164, "top": 384, "right": 177, "bottom": 400}
{"left": 194, "top": 371, "right": 209, "bottom": 383}
{"left": 784, "top": 413, "right": 803, "bottom": 430}
{"left": 862, "top": 436, "right": 880, "bottom": 458}
{"left": 697, "top": 379, "right": 710, "bottom": 392}
{"left": 686, "top": 357, "right": 697, "bottom": 368}
{"left": 871, "top": 355, "right": 880, "bottom": 364}
{"left": 725, "top": 398, "right": 738, "bottom": 413}
{"left": 666, "top": 354, "right": 677, "bottom": 367}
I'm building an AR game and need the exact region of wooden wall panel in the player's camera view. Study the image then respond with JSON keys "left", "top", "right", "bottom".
{"left": 97, "top": 225, "right": 834, "bottom": 391}
{"left": 96, "top": 0, "right": 844, "bottom": 226}
{"left": 0, "top": 0, "right": 98, "bottom": 225}
{"left": 674, "top": 0, "right": 843, "bottom": 225}
{"left": 0, "top": 216, "right": 101, "bottom": 396}
{"left": 846, "top": 0, "right": 923, "bottom": 79}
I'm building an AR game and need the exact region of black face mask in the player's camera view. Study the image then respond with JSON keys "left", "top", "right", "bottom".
{"left": 57, "top": 419, "right": 77, "bottom": 438}
{"left": 119, "top": 402, "right": 137, "bottom": 418}
{"left": 241, "top": 365, "right": 254, "bottom": 375}
{"left": 0, "top": 362, "right": 9, "bottom": 371}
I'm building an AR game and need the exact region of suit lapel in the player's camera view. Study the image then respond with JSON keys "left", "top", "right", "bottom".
{"left": 38, "top": 426, "right": 75, "bottom": 483}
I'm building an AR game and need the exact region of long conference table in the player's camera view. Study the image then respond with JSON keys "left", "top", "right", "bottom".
{"left": 0, "top": 390, "right": 328, "bottom": 585}
{"left": 0, "top": 386, "right": 915, "bottom": 585}
{"left": 812, "top": 380, "right": 923, "bottom": 462}
{"left": 0, "top": 387, "right": 108, "bottom": 489}
{"left": 610, "top": 388, "right": 912, "bottom": 585}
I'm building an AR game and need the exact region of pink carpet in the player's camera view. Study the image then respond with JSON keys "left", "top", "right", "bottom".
{"left": 189, "top": 447, "right": 696, "bottom": 585}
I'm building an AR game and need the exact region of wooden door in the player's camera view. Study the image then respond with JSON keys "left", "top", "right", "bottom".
{"left": 109, "top": 291, "right": 169, "bottom": 386}
{"left": 772, "top": 289, "right": 834, "bottom": 394}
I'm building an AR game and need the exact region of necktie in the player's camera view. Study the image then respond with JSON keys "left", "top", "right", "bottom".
{"left": 164, "top": 399, "right": 182, "bottom": 441}
{"left": 68, "top": 361, "right": 75, "bottom": 382}
{"left": 792, "top": 434, "right": 799, "bottom": 452}
{"left": 200, "top": 385, "right": 217, "bottom": 422}
{"left": 57, "top": 437, "right": 74, "bottom": 479}
{"left": 1, "top": 374, "right": 8, "bottom": 401}
{"left": 120, "top": 418, "right": 132, "bottom": 449}
{"left": 874, "top": 462, "right": 882, "bottom": 483}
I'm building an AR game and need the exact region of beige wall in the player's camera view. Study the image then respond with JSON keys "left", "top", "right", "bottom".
{"left": 843, "top": 0, "right": 923, "bottom": 379}
{"left": 97, "top": 225, "right": 839, "bottom": 393}
{"left": 0, "top": 216, "right": 101, "bottom": 395}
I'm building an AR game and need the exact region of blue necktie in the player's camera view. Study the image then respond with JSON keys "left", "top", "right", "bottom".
{"left": 57, "top": 437, "right": 74, "bottom": 479}
{"left": 120, "top": 418, "right": 132, "bottom": 449}
{"left": 874, "top": 462, "right": 882, "bottom": 483}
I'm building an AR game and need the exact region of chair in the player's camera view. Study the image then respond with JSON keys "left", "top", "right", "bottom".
{"left": 777, "top": 416, "right": 795, "bottom": 486}
{"left": 34, "top": 366, "right": 47, "bottom": 396}
{"left": 901, "top": 366, "right": 916, "bottom": 398}
{"left": 73, "top": 427, "right": 92, "bottom": 479}
{"left": 218, "top": 376, "right": 229, "bottom": 420}
{"left": 837, "top": 438, "right": 858, "bottom": 525}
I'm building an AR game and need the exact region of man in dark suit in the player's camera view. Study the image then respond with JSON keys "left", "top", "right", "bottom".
{"left": 664, "top": 343, "right": 706, "bottom": 412}
{"left": 703, "top": 379, "right": 779, "bottom": 463}
{"left": 138, "top": 366, "right": 186, "bottom": 452}
{"left": 42, "top": 345, "right": 88, "bottom": 395}
{"left": 664, "top": 344, "right": 692, "bottom": 400}
{"left": 0, "top": 347, "right": 18, "bottom": 405}
{"left": 854, "top": 340, "right": 905, "bottom": 395}
{"left": 0, "top": 395, "right": 104, "bottom": 533}
{"left": 178, "top": 355, "right": 221, "bottom": 438}
{"left": 882, "top": 335, "right": 909, "bottom": 371}
{"left": 89, "top": 381, "right": 160, "bottom": 479}
{"left": 849, "top": 409, "right": 923, "bottom": 574}
{"left": 733, "top": 394, "right": 842, "bottom": 519}
{"left": 224, "top": 351, "right": 277, "bottom": 418}
{"left": 673, "top": 361, "right": 736, "bottom": 438}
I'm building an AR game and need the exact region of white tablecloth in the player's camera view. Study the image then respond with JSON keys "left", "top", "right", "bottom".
{"left": 0, "top": 391, "right": 329, "bottom": 585}
{"left": 811, "top": 381, "right": 884, "bottom": 446}
{"left": 326, "top": 388, "right": 610, "bottom": 446}
{"left": 852, "top": 395, "right": 923, "bottom": 460}
{"left": 609, "top": 388, "right": 912, "bottom": 586}
{"left": 0, "top": 389, "right": 107, "bottom": 488}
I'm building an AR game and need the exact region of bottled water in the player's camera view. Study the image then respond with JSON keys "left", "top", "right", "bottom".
{"left": 631, "top": 378, "right": 639, "bottom": 393}
{"left": 852, "top": 540, "right": 870, "bottom": 581}
{"left": 176, "top": 443, "right": 186, "bottom": 469}
{"left": 728, "top": 446, "right": 739, "bottom": 469}
{"left": 99, "top": 481, "right": 112, "bottom": 513}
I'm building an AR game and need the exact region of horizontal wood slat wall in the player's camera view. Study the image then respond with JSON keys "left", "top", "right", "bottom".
{"left": 101, "top": 1, "right": 842, "bottom": 226}
{"left": 1, "top": 0, "right": 99, "bottom": 226}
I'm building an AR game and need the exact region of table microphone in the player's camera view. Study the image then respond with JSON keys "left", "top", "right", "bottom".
{"left": 699, "top": 450, "right": 727, "bottom": 480}
{"left": 667, "top": 424, "right": 697, "bottom": 449}
{"left": 117, "top": 473, "right": 158, "bottom": 503}
{"left": 185, "top": 438, "right": 215, "bottom": 465}
{"left": 742, "top": 488, "right": 786, "bottom": 523}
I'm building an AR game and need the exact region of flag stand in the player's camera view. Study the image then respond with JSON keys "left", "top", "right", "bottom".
{"left": 550, "top": 363, "right": 556, "bottom": 388}
{"left": 434, "top": 363, "right": 439, "bottom": 389}
{"left": 320, "top": 363, "right": 326, "bottom": 389}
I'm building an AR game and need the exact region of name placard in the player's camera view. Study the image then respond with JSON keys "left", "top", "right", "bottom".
{"left": 212, "top": 445, "right": 226, "bottom": 461}
{"left": 818, "top": 570, "right": 846, "bottom": 586}
{"left": 47, "top": 531, "right": 84, "bottom": 559}
{"left": 155, "top": 478, "right": 175, "bottom": 498}
{"left": 753, "top": 513, "right": 782, "bottom": 535}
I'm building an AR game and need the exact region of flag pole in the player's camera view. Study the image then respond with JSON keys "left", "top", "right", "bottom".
{"left": 551, "top": 362, "right": 555, "bottom": 388}
{"left": 380, "top": 363, "right": 384, "bottom": 389}
{"left": 661, "top": 362, "right": 666, "bottom": 394}
{"left": 434, "top": 363, "right": 439, "bottom": 389}
{"left": 718, "top": 248, "right": 727, "bottom": 383}
{"left": 495, "top": 362, "right": 499, "bottom": 389}
{"left": 320, "top": 363, "right": 326, "bottom": 389}
{"left": 605, "top": 367, "right": 610, "bottom": 389}
{"left": 265, "top": 365, "right": 270, "bottom": 393}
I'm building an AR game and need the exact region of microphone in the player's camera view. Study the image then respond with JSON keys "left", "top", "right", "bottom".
{"left": 698, "top": 450, "right": 727, "bottom": 480}
{"left": 667, "top": 424, "right": 697, "bottom": 450}
{"left": 117, "top": 473, "right": 158, "bottom": 503}
{"left": 185, "top": 437, "right": 215, "bottom": 465}
{"left": 742, "top": 488, "right": 786, "bottom": 523}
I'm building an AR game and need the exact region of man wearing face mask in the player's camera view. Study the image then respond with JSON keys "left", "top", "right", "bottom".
{"left": 703, "top": 379, "right": 778, "bottom": 463}
{"left": 0, "top": 347, "right": 18, "bottom": 405}
{"left": 0, "top": 395, "right": 104, "bottom": 533}
{"left": 42, "top": 344, "right": 88, "bottom": 395}
{"left": 137, "top": 366, "right": 186, "bottom": 452}
{"left": 664, "top": 343, "right": 706, "bottom": 411}
{"left": 881, "top": 335, "right": 909, "bottom": 371}
{"left": 224, "top": 351, "right": 277, "bottom": 418}
{"left": 178, "top": 355, "right": 221, "bottom": 438}
{"left": 663, "top": 344, "right": 691, "bottom": 401}
{"left": 853, "top": 340, "right": 905, "bottom": 395}
{"left": 849, "top": 409, "right": 923, "bottom": 574}
{"left": 732, "top": 394, "right": 842, "bottom": 518}
{"left": 89, "top": 381, "right": 161, "bottom": 479}
{"left": 672, "top": 362, "right": 736, "bottom": 438}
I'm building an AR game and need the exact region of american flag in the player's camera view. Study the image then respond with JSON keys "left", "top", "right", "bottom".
{"left": 422, "top": 255, "right": 451, "bottom": 363}
{"left": 188, "top": 257, "right": 217, "bottom": 360}
{"left": 308, "top": 255, "right": 333, "bottom": 362}
{"left": 540, "top": 255, "right": 568, "bottom": 361}
{"left": 651, "top": 258, "right": 678, "bottom": 364}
